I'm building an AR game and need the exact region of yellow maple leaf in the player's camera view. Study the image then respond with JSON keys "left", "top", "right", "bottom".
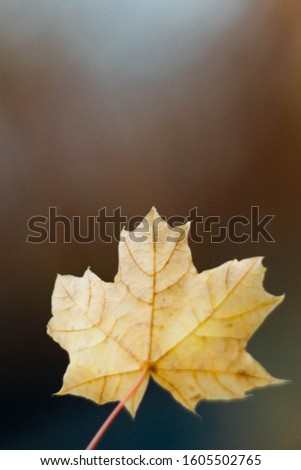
{"left": 48, "top": 207, "right": 284, "bottom": 418}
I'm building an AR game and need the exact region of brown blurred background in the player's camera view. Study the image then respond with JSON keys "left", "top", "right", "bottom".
{"left": 0, "top": 0, "right": 300, "bottom": 449}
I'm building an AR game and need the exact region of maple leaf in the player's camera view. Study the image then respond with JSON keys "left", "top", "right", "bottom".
{"left": 48, "top": 207, "right": 284, "bottom": 418}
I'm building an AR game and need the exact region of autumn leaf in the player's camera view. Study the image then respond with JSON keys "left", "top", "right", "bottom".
{"left": 48, "top": 207, "right": 284, "bottom": 419}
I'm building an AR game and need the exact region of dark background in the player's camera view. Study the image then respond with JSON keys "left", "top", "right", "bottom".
{"left": 0, "top": 0, "right": 300, "bottom": 449}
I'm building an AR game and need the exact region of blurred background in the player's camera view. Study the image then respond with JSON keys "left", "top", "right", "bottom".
{"left": 0, "top": 0, "right": 300, "bottom": 450}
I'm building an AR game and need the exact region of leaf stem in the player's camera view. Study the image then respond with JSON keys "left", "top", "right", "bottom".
{"left": 86, "top": 368, "right": 148, "bottom": 450}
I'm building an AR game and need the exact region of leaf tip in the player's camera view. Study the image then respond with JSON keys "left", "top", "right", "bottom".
{"left": 54, "top": 386, "right": 69, "bottom": 397}
{"left": 276, "top": 293, "right": 285, "bottom": 304}
{"left": 147, "top": 206, "right": 160, "bottom": 221}
{"left": 272, "top": 377, "right": 290, "bottom": 386}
